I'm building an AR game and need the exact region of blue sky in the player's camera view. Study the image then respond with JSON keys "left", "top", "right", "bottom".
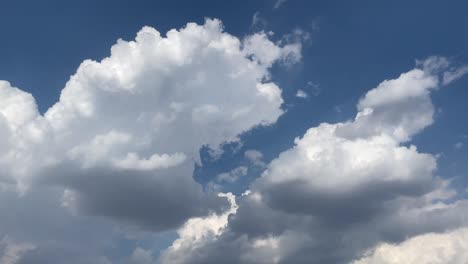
{"left": 1, "top": 1, "right": 468, "bottom": 263}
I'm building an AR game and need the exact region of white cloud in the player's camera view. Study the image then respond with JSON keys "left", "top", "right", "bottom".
{"left": 260, "top": 126, "right": 435, "bottom": 197}
{"left": 352, "top": 228, "right": 468, "bottom": 264}
{"left": 243, "top": 32, "right": 301, "bottom": 67}
{"left": 295, "top": 89, "right": 308, "bottom": 98}
{"left": 273, "top": 0, "right": 287, "bottom": 9}
{"left": 454, "top": 142, "right": 464, "bottom": 150}
{"left": 443, "top": 65, "right": 468, "bottom": 85}
{"left": 159, "top": 193, "right": 238, "bottom": 264}
{"left": 340, "top": 68, "right": 439, "bottom": 142}
{"left": 0, "top": 19, "right": 299, "bottom": 231}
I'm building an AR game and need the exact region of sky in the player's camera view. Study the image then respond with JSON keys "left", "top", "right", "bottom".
{"left": 0, "top": 0, "right": 468, "bottom": 263}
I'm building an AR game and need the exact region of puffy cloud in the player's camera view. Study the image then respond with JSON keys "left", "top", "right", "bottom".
{"left": 339, "top": 68, "right": 438, "bottom": 142}
{"left": 0, "top": 19, "right": 298, "bottom": 233}
{"left": 352, "top": 228, "right": 468, "bottom": 264}
{"left": 257, "top": 125, "right": 436, "bottom": 220}
{"left": 156, "top": 58, "right": 468, "bottom": 263}
{"left": 295, "top": 89, "right": 308, "bottom": 98}
{"left": 243, "top": 32, "right": 301, "bottom": 67}
{"left": 159, "top": 193, "right": 238, "bottom": 264}
{"left": 254, "top": 58, "right": 446, "bottom": 221}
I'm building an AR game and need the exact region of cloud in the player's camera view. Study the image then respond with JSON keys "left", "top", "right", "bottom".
{"left": 159, "top": 193, "right": 238, "bottom": 264}
{"left": 216, "top": 167, "right": 248, "bottom": 184}
{"left": 207, "top": 166, "right": 249, "bottom": 192}
{"left": 273, "top": 0, "right": 287, "bottom": 9}
{"left": 443, "top": 65, "right": 468, "bottom": 85}
{"left": 0, "top": 18, "right": 300, "bottom": 235}
{"left": 352, "top": 228, "right": 468, "bottom": 264}
{"left": 0, "top": 185, "right": 116, "bottom": 264}
{"left": 243, "top": 32, "right": 301, "bottom": 67}
{"left": 155, "top": 57, "right": 468, "bottom": 264}
{"left": 295, "top": 89, "right": 308, "bottom": 98}
{"left": 251, "top": 12, "right": 268, "bottom": 31}
{"left": 0, "top": 237, "right": 35, "bottom": 264}
{"left": 454, "top": 142, "right": 464, "bottom": 150}
{"left": 244, "top": 149, "right": 266, "bottom": 168}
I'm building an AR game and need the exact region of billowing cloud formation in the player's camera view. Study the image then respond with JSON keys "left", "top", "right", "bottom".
{"left": 157, "top": 57, "right": 468, "bottom": 264}
{"left": 0, "top": 19, "right": 301, "bottom": 232}
{"left": 352, "top": 228, "right": 468, "bottom": 264}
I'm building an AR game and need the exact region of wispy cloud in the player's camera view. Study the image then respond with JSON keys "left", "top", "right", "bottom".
{"left": 273, "top": 0, "right": 287, "bottom": 9}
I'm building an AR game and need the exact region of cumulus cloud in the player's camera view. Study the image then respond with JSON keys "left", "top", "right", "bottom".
{"left": 243, "top": 32, "right": 301, "bottom": 67}
{"left": 0, "top": 18, "right": 301, "bottom": 235}
{"left": 295, "top": 89, "right": 308, "bottom": 98}
{"left": 155, "top": 57, "right": 468, "bottom": 264}
{"left": 159, "top": 193, "right": 238, "bottom": 264}
{"left": 352, "top": 228, "right": 468, "bottom": 264}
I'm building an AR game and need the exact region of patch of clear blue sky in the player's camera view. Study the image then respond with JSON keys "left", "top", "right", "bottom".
{"left": 1, "top": 0, "right": 467, "bottom": 195}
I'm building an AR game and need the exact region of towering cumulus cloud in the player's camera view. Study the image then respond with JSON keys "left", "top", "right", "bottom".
{"left": 0, "top": 19, "right": 300, "bottom": 231}
{"left": 158, "top": 57, "right": 468, "bottom": 264}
